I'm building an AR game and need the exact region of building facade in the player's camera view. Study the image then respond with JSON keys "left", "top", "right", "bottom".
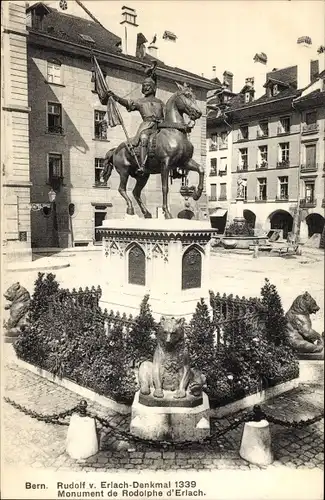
{"left": 207, "top": 43, "right": 325, "bottom": 241}
{"left": 1, "top": 1, "right": 32, "bottom": 261}
{"left": 26, "top": 2, "right": 215, "bottom": 248}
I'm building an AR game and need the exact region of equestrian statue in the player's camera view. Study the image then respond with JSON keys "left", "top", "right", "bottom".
{"left": 92, "top": 57, "right": 204, "bottom": 219}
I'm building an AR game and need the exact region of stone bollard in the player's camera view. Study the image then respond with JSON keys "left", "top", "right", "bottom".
{"left": 239, "top": 406, "right": 273, "bottom": 466}
{"left": 253, "top": 246, "right": 259, "bottom": 258}
{"left": 66, "top": 400, "right": 99, "bottom": 460}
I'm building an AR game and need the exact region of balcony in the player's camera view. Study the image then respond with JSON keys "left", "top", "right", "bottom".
{"left": 275, "top": 195, "right": 289, "bottom": 202}
{"left": 300, "top": 163, "right": 318, "bottom": 173}
{"left": 209, "top": 169, "right": 218, "bottom": 176}
{"left": 300, "top": 198, "right": 317, "bottom": 208}
{"left": 256, "top": 161, "right": 268, "bottom": 170}
{"left": 277, "top": 160, "right": 290, "bottom": 168}
{"left": 237, "top": 165, "right": 248, "bottom": 172}
{"left": 255, "top": 196, "right": 267, "bottom": 203}
{"left": 218, "top": 195, "right": 227, "bottom": 201}
{"left": 209, "top": 143, "right": 218, "bottom": 152}
{"left": 302, "top": 123, "right": 319, "bottom": 135}
{"left": 47, "top": 125, "right": 64, "bottom": 134}
{"left": 219, "top": 169, "right": 227, "bottom": 176}
{"left": 209, "top": 196, "right": 217, "bottom": 201}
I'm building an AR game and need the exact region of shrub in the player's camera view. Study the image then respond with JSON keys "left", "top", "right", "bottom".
{"left": 15, "top": 275, "right": 299, "bottom": 407}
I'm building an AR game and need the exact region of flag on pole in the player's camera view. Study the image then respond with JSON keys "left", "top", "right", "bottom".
{"left": 91, "top": 55, "right": 122, "bottom": 128}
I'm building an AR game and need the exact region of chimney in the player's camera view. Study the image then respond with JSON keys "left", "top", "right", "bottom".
{"left": 253, "top": 52, "right": 268, "bottom": 99}
{"left": 120, "top": 5, "right": 138, "bottom": 56}
{"left": 160, "top": 30, "right": 178, "bottom": 66}
{"left": 223, "top": 71, "right": 233, "bottom": 92}
{"left": 297, "top": 36, "right": 312, "bottom": 89}
{"left": 147, "top": 34, "right": 158, "bottom": 58}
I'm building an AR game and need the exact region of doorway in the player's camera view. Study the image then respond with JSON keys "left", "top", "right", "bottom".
{"left": 94, "top": 210, "right": 107, "bottom": 242}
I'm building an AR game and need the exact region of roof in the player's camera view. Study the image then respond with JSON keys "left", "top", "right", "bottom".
{"left": 266, "top": 65, "right": 297, "bottom": 87}
{"left": 27, "top": 3, "right": 215, "bottom": 86}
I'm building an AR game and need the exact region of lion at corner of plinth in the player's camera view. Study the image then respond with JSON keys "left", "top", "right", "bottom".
{"left": 285, "top": 291, "right": 324, "bottom": 355}
{"left": 138, "top": 315, "right": 206, "bottom": 400}
{"left": 3, "top": 282, "right": 31, "bottom": 338}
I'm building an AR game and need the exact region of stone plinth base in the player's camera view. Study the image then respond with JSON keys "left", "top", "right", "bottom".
{"left": 97, "top": 218, "right": 216, "bottom": 319}
{"left": 239, "top": 420, "right": 273, "bottom": 466}
{"left": 299, "top": 359, "right": 324, "bottom": 384}
{"left": 130, "top": 391, "right": 210, "bottom": 442}
{"left": 139, "top": 390, "right": 202, "bottom": 407}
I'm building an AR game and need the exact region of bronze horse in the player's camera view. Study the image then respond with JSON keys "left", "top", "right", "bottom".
{"left": 101, "top": 83, "right": 204, "bottom": 219}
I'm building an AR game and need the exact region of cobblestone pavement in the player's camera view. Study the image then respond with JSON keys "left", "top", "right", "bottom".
{"left": 3, "top": 359, "right": 323, "bottom": 472}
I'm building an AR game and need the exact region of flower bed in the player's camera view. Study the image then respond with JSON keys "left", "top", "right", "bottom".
{"left": 14, "top": 273, "right": 299, "bottom": 408}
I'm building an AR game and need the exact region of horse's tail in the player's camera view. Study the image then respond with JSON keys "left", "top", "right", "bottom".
{"left": 101, "top": 148, "right": 115, "bottom": 184}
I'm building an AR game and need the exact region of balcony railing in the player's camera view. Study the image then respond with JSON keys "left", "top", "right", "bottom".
{"left": 256, "top": 162, "right": 268, "bottom": 170}
{"left": 219, "top": 169, "right": 227, "bottom": 176}
{"left": 300, "top": 198, "right": 317, "bottom": 208}
{"left": 209, "top": 169, "right": 218, "bottom": 176}
{"left": 209, "top": 143, "right": 218, "bottom": 151}
{"left": 322, "top": 198, "right": 325, "bottom": 208}
{"left": 300, "top": 163, "right": 318, "bottom": 173}
{"left": 277, "top": 160, "right": 290, "bottom": 168}
{"left": 218, "top": 195, "right": 227, "bottom": 201}
{"left": 302, "top": 123, "right": 319, "bottom": 134}
{"left": 255, "top": 196, "right": 267, "bottom": 202}
{"left": 47, "top": 125, "right": 64, "bottom": 134}
{"left": 209, "top": 196, "right": 217, "bottom": 201}
{"left": 275, "top": 195, "right": 289, "bottom": 202}
{"left": 237, "top": 134, "right": 248, "bottom": 142}
{"left": 237, "top": 165, "right": 248, "bottom": 172}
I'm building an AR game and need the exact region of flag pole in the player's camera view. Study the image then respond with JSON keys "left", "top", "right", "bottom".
{"left": 109, "top": 97, "right": 142, "bottom": 171}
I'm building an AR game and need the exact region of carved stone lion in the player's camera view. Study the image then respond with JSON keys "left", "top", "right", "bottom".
{"left": 3, "top": 282, "right": 30, "bottom": 339}
{"left": 285, "top": 292, "right": 324, "bottom": 356}
{"left": 138, "top": 315, "right": 206, "bottom": 400}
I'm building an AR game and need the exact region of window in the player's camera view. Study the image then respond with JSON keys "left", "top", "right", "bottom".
{"left": 245, "top": 92, "right": 251, "bottom": 103}
{"left": 239, "top": 124, "right": 248, "bottom": 140}
{"left": 238, "top": 148, "right": 248, "bottom": 170}
{"left": 209, "top": 134, "right": 218, "bottom": 151}
{"left": 47, "top": 102, "right": 62, "bottom": 133}
{"left": 47, "top": 61, "right": 61, "bottom": 84}
{"left": 219, "top": 183, "right": 227, "bottom": 200}
{"left": 219, "top": 131, "right": 228, "bottom": 148}
{"left": 243, "top": 180, "right": 247, "bottom": 201}
{"left": 304, "top": 181, "right": 315, "bottom": 203}
{"left": 94, "top": 110, "right": 107, "bottom": 140}
{"left": 48, "top": 153, "right": 63, "bottom": 183}
{"left": 210, "top": 158, "right": 217, "bottom": 176}
{"left": 278, "top": 142, "right": 290, "bottom": 164}
{"left": 278, "top": 176, "right": 288, "bottom": 200}
{"left": 95, "top": 158, "right": 106, "bottom": 186}
{"left": 219, "top": 157, "right": 227, "bottom": 175}
{"left": 257, "top": 178, "right": 267, "bottom": 201}
{"left": 79, "top": 34, "right": 95, "bottom": 43}
{"left": 278, "top": 116, "right": 291, "bottom": 134}
{"left": 210, "top": 184, "right": 217, "bottom": 201}
{"left": 258, "top": 121, "right": 268, "bottom": 137}
{"left": 272, "top": 84, "right": 279, "bottom": 96}
{"left": 306, "top": 111, "right": 317, "bottom": 125}
{"left": 258, "top": 146, "right": 268, "bottom": 168}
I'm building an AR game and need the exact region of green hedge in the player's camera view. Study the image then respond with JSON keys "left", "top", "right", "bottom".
{"left": 14, "top": 273, "right": 299, "bottom": 407}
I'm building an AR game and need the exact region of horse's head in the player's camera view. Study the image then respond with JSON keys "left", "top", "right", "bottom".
{"left": 174, "top": 83, "right": 202, "bottom": 121}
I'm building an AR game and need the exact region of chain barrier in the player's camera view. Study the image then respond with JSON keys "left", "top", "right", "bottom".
{"left": 4, "top": 398, "right": 324, "bottom": 448}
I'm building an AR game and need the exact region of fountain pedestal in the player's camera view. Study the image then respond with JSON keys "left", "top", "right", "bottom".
{"left": 97, "top": 218, "right": 216, "bottom": 319}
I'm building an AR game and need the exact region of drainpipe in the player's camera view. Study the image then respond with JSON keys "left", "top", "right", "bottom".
{"left": 292, "top": 100, "right": 302, "bottom": 242}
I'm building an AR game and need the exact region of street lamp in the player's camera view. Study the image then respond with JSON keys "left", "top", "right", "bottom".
{"left": 48, "top": 188, "right": 56, "bottom": 203}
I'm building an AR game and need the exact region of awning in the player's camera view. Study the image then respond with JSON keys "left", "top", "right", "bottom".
{"left": 209, "top": 208, "right": 227, "bottom": 217}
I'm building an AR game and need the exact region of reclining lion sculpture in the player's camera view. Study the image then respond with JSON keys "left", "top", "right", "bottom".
{"left": 138, "top": 315, "right": 206, "bottom": 401}
{"left": 3, "top": 282, "right": 30, "bottom": 339}
{"left": 285, "top": 292, "right": 324, "bottom": 356}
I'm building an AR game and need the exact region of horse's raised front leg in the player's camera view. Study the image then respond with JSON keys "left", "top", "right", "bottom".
{"left": 132, "top": 173, "right": 152, "bottom": 218}
{"left": 161, "top": 158, "right": 172, "bottom": 219}
{"left": 118, "top": 172, "right": 134, "bottom": 215}
{"left": 184, "top": 158, "right": 204, "bottom": 201}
